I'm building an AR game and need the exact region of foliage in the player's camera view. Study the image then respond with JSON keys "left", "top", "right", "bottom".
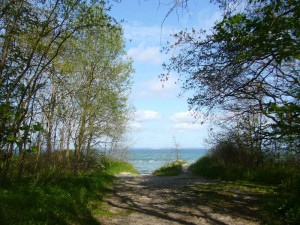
{"left": 153, "top": 160, "right": 187, "bottom": 176}
{"left": 189, "top": 155, "right": 226, "bottom": 179}
{"left": 209, "top": 131, "right": 256, "bottom": 168}
{"left": 192, "top": 181, "right": 284, "bottom": 224}
{"left": 162, "top": 0, "right": 300, "bottom": 156}
{"left": 103, "top": 159, "right": 139, "bottom": 176}
{"left": 0, "top": 173, "right": 113, "bottom": 225}
{"left": 0, "top": 155, "right": 138, "bottom": 225}
{"left": 0, "top": 0, "right": 133, "bottom": 185}
{"left": 189, "top": 154, "right": 299, "bottom": 184}
{"left": 189, "top": 155, "right": 300, "bottom": 224}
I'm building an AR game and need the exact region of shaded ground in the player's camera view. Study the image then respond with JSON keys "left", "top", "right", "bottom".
{"left": 97, "top": 173, "right": 269, "bottom": 225}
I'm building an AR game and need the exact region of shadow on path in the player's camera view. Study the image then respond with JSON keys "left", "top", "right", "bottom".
{"left": 102, "top": 174, "right": 260, "bottom": 225}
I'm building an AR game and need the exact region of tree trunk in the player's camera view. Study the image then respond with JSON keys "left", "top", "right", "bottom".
{"left": 74, "top": 111, "right": 87, "bottom": 171}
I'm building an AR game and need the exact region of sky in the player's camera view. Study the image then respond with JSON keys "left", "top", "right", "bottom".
{"left": 108, "top": 0, "right": 221, "bottom": 149}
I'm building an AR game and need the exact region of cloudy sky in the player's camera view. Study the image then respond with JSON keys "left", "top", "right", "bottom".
{"left": 109, "top": 0, "right": 221, "bottom": 148}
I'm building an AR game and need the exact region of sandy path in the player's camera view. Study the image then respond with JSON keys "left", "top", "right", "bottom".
{"left": 100, "top": 174, "right": 260, "bottom": 225}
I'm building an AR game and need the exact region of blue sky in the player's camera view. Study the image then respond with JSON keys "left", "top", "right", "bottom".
{"left": 108, "top": 0, "right": 221, "bottom": 148}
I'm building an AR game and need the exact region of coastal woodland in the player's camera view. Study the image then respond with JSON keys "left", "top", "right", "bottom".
{"left": 0, "top": 0, "right": 133, "bottom": 186}
{"left": 163, "top": 0, "right": 300, "bottom": 177}
{"left": 162, "top": 0, "right": 300, "bottom": 223}
{"left": 0, "top": 0, "right": 299, "bottom": 224}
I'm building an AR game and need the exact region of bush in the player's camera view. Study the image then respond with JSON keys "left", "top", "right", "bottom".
{"left": 189, "top": 155, "right": 226, "bottom": 179}
{"left": 189, "top": 154, "right": 298, "bottom": 184}
{"left": 247, "top": 166, "right": 297, "bottom": 185}
{"left": 280, "top": 175, "right": 300, "bottom": 225}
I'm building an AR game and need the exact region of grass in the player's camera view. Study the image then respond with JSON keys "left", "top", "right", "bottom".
{"left": 153, "top": 160, "right": 187, "bottom": 176}
{"left": 189, "top": 155, "right": 300, "bottom": 224}
{"left": 0, "top": 173, "right": 113, "bottom": 225}
{"left": 0, "top": 159, "right": 139, "bottom": 225}
{"left": 190, "top": 181, "right": 284, "bottom": 224}
{"left": 189, "top": 155, "right": 298, "bottom": 184}
{"left": 104, "top": 160, "right": 139, "bottom": 175}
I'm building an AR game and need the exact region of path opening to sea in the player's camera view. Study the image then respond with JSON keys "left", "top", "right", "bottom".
{"left": 101, "top": 173, "right": 262, "bottom": 225}
{"left": 128, "top": 148, "right": 207, "bottom": 175}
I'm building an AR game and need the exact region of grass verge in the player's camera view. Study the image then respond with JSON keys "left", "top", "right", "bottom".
{"left": 153, "top": 160, "right": 187, "bottom": 176}
{"left": 0, "top": 159, "right": 138, "bottom": 225}
{"left": 191, "top": 181, "right": 284, "bottom": 224}
{"left": 104, "top": 160, "right": 139, "bottom": 175}
{"left": 189, "top": 155, "right": 300, "bottom": 224}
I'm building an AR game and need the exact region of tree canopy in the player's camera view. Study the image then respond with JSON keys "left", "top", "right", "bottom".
{"left": 0, "top": 0, "right": 133, "bottom": 185}
{"left": 162, "top": 0, "right": 300, "bottom": 144}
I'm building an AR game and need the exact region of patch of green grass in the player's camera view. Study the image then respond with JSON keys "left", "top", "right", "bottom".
{"left": 103, "top": 160, "right": 139, "bottom": 175}
{"left": 189, "top": 155, "right": 298, "bottom": 185}
{"left": 189, "top": 155, "right": 300, "bottom": 224}
{"left": 92, "top": 208, "right": 116, "bottom": 217}
{"left": 191, "top": 181, "right": 283, "bottom": 224}
{"left": 0, "top": 172, "right": 114, "bottom": 225}
{"left": 153, "top": 160, "right": 187, "bottom": 176}
{"left": 0, "top": 159, "right": 138, "bottom": 225}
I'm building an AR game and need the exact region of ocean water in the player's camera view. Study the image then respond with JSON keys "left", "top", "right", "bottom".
{"left": 128, "top": 148, "right": 207, "bottom": 175}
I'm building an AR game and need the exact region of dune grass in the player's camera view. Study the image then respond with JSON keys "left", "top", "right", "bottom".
{"left": 104, "top": 160, "right": 139, "bottom": 176}
{"left": 153, "top": 160, "right": 187, "bottom": 176}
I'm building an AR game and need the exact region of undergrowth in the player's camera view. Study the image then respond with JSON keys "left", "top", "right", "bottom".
{"left": 0, "top": 156, "right": 138, "bottom": 225}
{"left": 189, "top": 155, "right": 300, "bottom": 224}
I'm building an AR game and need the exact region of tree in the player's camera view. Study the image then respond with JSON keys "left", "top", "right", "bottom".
{"left": 51, "top": 15, "right": 133, "bottom": 170}
{"left": 0, "top": 0, "right": 129, "bottom": 184}
{"left": 171, "top": 136, "right": 181, "bottom": 161}
{"left": 162, "top": 0, "right": 300, "bottom": 153}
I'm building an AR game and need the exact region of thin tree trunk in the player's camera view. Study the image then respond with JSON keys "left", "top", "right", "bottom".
{"left": 74, "top": 111, "right": 87, "bottom": 171}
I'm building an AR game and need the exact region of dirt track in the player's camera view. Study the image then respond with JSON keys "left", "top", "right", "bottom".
{"left": 100, "top": 174, "right": 261, "bottom": 225}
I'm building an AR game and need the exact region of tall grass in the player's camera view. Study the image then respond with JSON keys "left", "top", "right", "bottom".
{"left": 189, "top": 155, "right": 300, "bottom": 224}
{"left": 153, "top": 160, "right": 187, "bottom": 176}
{"left": 0, "top": 154, "right": 139, "bottom": 225}
{"left": 103, "top": 159, "right": 139, "bottom": 175}
{"left": 0, "top": 173, "right": 114, "bottom": 225}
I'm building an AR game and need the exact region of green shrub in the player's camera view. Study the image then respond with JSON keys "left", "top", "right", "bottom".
{"left": 280, "top": 175, "right": 300, "bottom": 225}
{"left": 247, "top": 166, "right": 297, "bottom": 185}
{"left": 189, "top": 154, "right": 298, "bottom": 185}
{"left": 189, "top": 155, "right": 226, "bottom": 179}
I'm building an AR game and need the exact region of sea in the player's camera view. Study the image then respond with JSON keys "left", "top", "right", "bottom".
{"left": 128, "top": 148, "right": 207, "bottom": 175}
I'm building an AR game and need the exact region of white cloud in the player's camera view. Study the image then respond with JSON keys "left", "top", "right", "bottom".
{"left": 123, "top": 22, "right": 175, "bottom": 45}
{"left": 170, "top": 111, "right": 210, "bottom": 131}
{"left": 170, "top": 111, "right": 198, "bottom": 123}
{"left": 129, "top": 122, "right": 142, "bottom": 131}
{"left": 136, "top": 74, "right": 179, "bottom": 99}
{"left": 135, "top": 110, "right": 162, "bottom": 122}
{"left": 122, "top": 7, "right": 221, "bottom": 47}
{"left": 173, "top": 123, "right": 202, "bottom": 130}
{"left": 127, "top": 44, "right": 164, "bottom": 65}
